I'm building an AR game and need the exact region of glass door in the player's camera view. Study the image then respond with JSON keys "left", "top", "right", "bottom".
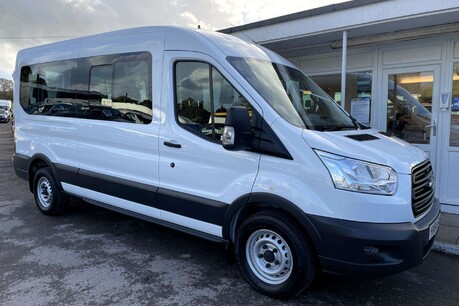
{"left": 440, "top": 62, "right": 459, "bottom": 207}
{"left": 382, "top": 66, "right": 440, "bottom": 171}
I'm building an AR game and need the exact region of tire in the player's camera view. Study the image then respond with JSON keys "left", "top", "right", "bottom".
{"left": 235, "top": 212, "right": 317, "bottom": 298}
{"left": 33, "top": 167, "right": 67, "bottom": 215}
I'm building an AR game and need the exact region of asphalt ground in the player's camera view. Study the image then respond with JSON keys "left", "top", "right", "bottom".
{"left": 1, "top": 121, "right": 459, "bottom": 305}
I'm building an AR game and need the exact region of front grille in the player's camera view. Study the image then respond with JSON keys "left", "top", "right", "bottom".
{"left": 411, "top": 159, "right": 434, "bottom": 218}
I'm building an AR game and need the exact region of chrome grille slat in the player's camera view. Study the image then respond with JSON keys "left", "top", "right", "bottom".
{"left": 413, "top": 191, "right": 434, "bottom": 210}
{"left": 414, "top": 189, "right": 433, "bottom": 200}
{"left": 413, "top": 163, "right": 431, "bottom": 177}
{"left": 413, "top": 184, "right": 433, "bottom": 199}
{"left": 413, "top": 191, "right": 434, "bottom": 204}
{"left": 412, "top": 169, "right": 433, "bottom": 186}
{"left": 411, "top": 160, "right": 434, "bottom": 218}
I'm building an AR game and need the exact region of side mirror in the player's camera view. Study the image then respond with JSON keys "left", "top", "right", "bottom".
{"left": 222, "top": 106, "right": 253, "bottom": 150}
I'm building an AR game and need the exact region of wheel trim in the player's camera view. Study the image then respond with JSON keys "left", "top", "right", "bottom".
{"left": 37, "top": 177, "right": 53, "bottom": 209}
{"left": 246, "top": 229, "right": 293, "bottom": 285}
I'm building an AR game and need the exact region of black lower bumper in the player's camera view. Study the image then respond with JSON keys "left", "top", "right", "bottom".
{"left": 309, "top": 199, "right": 441, "bottom": 278}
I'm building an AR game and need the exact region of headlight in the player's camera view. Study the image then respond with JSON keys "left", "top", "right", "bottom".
{"left": 315, "top": 150, "right": 397, "bottom": 195}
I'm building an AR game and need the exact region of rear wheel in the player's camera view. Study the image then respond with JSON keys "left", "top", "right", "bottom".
{"left": 33, "top": 167, "right": 67, "bottom": 215}
{"left": 235, "top": 212, "right": 317, "bottom": 298}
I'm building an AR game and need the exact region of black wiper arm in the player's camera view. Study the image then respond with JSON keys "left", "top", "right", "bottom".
{"left": 324, "top": 125, "right": 359, "bottom": 131}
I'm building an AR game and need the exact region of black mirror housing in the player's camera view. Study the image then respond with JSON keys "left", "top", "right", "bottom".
{"left": 222, "top": 106, "right": 253, "bottom": 150}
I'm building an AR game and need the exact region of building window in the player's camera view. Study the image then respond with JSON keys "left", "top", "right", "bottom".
{"left": 310, "top": 71, "right": 372, "bottom": 125}
{"left": 386, "top": 71, "right": 433, "bottom": 144}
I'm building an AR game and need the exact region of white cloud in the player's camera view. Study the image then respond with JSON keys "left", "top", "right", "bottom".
{"left": 0, "top": 43, "right": 17, "bottom": 79}
{"left": 62, "top": 0, "right": 101, "bottom": 13}
{"left": 0, "top": 0, "right": 349, "bottom": 80}
{"left": 180, "top": 11, "right": 199, "bottom": 27}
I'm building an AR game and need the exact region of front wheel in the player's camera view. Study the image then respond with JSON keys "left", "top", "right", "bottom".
{"left": 33, "top": 167, "right": 67, "bottom": 215}
{"left": 235, "top": 212, "right": 317, "bottom": 298}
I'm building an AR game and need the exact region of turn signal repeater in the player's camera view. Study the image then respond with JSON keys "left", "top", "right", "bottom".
{"left": 222, "top": 126, "right": 235, "bottom": 147}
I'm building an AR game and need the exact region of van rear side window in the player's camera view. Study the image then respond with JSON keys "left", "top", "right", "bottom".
{"left": 19, "top": 52, "right": 153, "bottom": 124}
{"left": 20, "top": 61, "right": 77, "bottom": 116}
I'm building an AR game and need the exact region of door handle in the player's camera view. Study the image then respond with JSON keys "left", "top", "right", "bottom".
{"left": 163, "top": 141, "right": 182, "bottom": 149}
{"left": 425, "top": 119, "right": 437, "bottom": 136}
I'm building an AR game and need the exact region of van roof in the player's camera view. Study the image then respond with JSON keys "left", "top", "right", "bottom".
{"left": 16, "top": 26, "right": 293, "bottom": 68}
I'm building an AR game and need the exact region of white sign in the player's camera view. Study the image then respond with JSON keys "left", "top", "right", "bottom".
{"left": 440, "top": 92, "right": 450, "bottom": 110}
{"left": 350, "top": 97, "right": 370, "bottom": 125}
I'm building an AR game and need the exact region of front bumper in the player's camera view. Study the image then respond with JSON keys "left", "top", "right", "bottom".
{"left": 309, "top": 198, "right": 441, "bottom": 278}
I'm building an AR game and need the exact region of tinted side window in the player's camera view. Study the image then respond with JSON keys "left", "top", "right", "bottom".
{"left": 90, "top": 65, "right": 113, "bottom": 102}
{"left": 19, "top": 52, "right": 152, "bottom": 122}
{"left": 20, "top": 61, "right": 77, "bottom": 116}
{"left": 81, "top": 52, "right": 152, "bottom": 124}
{"left": 175, "top": 61, "right": 251, "bottom": 141}
{"left": 112, "top": 54, "right": 151, "bottom": 124}
{"left": 20, "top": 64, "right": 39, "bottom": 113}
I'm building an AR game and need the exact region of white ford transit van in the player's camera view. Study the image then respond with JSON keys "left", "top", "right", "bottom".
{"left": 13, "top": 26, "right": 440, "bottom": 298}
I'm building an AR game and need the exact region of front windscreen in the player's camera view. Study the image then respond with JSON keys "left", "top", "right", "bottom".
{"left": 228, "top": 57, "right": 359, "bottom": 131}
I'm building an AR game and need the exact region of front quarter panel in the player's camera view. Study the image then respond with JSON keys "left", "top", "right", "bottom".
{"left": 253, "top": 119, "right": 343, "bottom": 219}
{"left": 253, "top": 119, "right": 421, "bottom": 224}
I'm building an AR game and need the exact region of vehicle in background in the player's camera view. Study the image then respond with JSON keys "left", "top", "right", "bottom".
{"left": 0, "top": 108, "right": 10, "bottom": 122}
{"left": 0, "top": 100, "right": 11, "bottom": 123}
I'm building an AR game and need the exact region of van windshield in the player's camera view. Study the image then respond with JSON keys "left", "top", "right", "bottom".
{"left": 228, "top": 57, "right": 359, "bottom": 131}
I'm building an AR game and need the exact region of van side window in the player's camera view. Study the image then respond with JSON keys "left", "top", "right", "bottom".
{"left": 20, "top": 61, "right": 77, "bottom": 116}
{"left": 19, "top": 52, "right": 152, "bottom": 123}
{"left": 83, "top": 52, "right": 152, "bottom": 124}
{"left": 20, "top": 64, "right": 39, "bottom": 113}
{"left": 90, "top": 65, "right": 113, "bottom": 101}
{"left": 175, "top": 61, "right": 252, "bottom": 140}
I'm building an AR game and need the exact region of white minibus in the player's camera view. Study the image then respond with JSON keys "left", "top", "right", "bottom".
{"left": 13, "top": 26, "right": 440, "bottom": 298}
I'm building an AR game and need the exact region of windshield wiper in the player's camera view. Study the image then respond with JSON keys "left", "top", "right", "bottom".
{"left": 323, "top": 125, "right": 359, "bottom": 131}
{"left": 350, "top": 116, "right": 371, "bottom": 130}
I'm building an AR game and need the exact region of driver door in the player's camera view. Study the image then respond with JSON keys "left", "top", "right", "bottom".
{"left": 157, "top": 51, "right": 262, "bottom": 237}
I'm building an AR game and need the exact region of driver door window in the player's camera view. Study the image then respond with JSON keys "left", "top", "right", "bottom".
{"left": 175, "top": 61, "right": 251, "bottom": 141}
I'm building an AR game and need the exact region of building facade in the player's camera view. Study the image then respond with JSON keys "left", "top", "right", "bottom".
{"left": 221, "top": 0, "right": 459, "bottom": 214}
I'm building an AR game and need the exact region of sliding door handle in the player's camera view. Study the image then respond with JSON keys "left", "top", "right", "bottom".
{"left": 163, "top": 141, "right": 182, "bottom": 149}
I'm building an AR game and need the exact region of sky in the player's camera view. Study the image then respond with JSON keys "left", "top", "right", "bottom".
{"left": 0, "top": 0, "right": 349, "bottom": 80}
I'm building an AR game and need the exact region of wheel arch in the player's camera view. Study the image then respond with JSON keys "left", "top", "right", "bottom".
{"left": 27, "top": 154, "right": 60, "bottom": 192}
{"left": 223, "top": 193, "right": 327, "bottom": 257}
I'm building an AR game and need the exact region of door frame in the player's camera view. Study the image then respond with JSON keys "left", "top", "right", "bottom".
{"left": 439, "top": 56, "right": 459, "bottom": 209}
{"left": 380, "top": 65, "right": 441, "bottom": 175}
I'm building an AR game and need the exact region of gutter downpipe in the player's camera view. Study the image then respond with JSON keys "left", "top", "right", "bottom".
{"left": 341, "top": 30, "right": 348, "bottom": 109}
